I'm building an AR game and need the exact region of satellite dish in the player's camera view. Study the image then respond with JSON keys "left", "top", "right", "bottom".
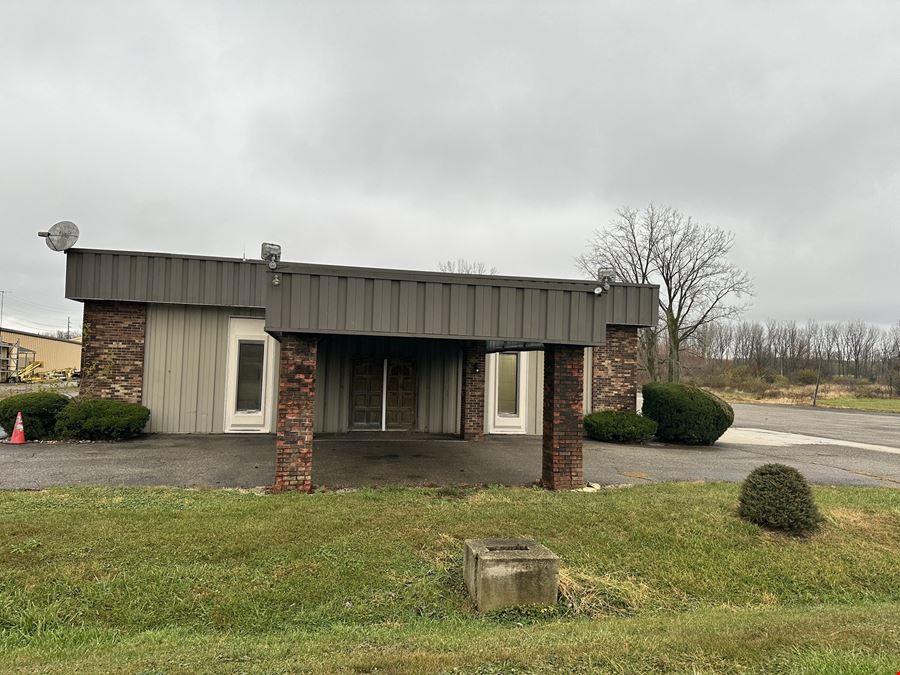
{"left": 38, "top": 221, "right": 80, "bottom": 252}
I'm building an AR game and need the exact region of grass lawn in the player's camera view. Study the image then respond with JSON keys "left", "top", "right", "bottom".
{"left": 1, "top": 483, "right": 899, "bottom": 673}
{"left": 818, "top": 397, "right": 900, "bottom": 413}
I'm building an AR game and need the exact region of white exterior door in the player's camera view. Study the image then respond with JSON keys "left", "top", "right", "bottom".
{"left": 485, "top": 351, "right": 529, "bottom": 434}
{"left": 224, "top": 317, "right": 278, "bottom": 433}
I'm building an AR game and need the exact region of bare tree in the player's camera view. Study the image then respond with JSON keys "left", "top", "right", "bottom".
{"left": 577, "top": 205, "right": 753, "bottom": 382}
{"left": 436, "top": 259, "right": 497, "bottom": 275}
{"left": 575, "top": 205, "right": 665, "bottom": 380}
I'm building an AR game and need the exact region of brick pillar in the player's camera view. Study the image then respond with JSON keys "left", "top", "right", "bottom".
{"left": 460, "top": 341, "right": 486, "bottom": 440}
{"left": 80, "top": 300, "right": 146, "bottom": 403}
{"left": 591, "top": 325, "right": 639, "bottom": 412}
{"left": 542, "top": 345, "right": 584, "bottom": 490}
{"left": 274, "top": 334, "right": 317, "bottom": 493}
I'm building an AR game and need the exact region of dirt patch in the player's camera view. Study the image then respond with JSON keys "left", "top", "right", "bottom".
{"left": 0, "top": 382, "right": 79, "bottom": 401}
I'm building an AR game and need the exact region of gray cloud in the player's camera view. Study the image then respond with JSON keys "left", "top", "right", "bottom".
{"left": 2, "top": 0, "right": 899, "bottom": 333}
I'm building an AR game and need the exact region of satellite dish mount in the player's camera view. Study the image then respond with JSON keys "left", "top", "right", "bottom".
{"left": 38, "top": 221, "right": 80, "bottom": 252}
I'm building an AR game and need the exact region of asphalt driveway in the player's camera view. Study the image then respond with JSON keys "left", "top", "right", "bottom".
{"left": 0, "top": 403, "right": 898, "bottom": 490}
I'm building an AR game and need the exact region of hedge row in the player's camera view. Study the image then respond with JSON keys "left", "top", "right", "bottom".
{"left": 584, "top": 410, "right": 657, "bottom": 443}
{"left": 0, "top": 392, "right": 149, "bottom": 441}
{"left": 584, "top": 383, "right": 734, "bottom": 445}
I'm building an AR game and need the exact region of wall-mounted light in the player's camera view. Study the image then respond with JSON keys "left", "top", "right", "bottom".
{"left": 594, "top": 267, "right": 616, "bottom": 295}
{"left": 261, "top": 242, "right": 281, "bottom": 270}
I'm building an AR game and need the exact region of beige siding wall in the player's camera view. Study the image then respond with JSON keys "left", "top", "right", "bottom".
{"left": 141, "top": 303, "right": 590, "bottom": 436}
{"left": 484, "top": 347, "right": 593, "bottom": 436}
{"left": 0, "top": 330, "right": 82, "bottom": 371}
{"left": 143, "top": 305, "right": 264, "bottom": 433}
{"left": 315, "top": 335, "right": 461, "bottom": 434}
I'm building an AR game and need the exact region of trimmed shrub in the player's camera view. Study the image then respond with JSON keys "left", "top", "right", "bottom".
{"left": 642, "top": 382, "right": 734, "bottom": 445}
{"left": 0, "top": 391, "right": 71, "bottom": 440}
{"left": 739, "top": 463, "right": 821, "bottom": 535}
{"left": 584, "top": 410, "right": 657, "bottom": 444}
{"left": 56, "top": 399, "right": 150, "bottom": 441}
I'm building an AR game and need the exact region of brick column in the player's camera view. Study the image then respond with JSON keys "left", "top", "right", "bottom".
{"left": 591, "top": 325, "right": 639, "bottom": 412}
{"left": 460, "top": 341, "right": 486, "bottom": 440}
{"left": 80, "top": 300, "right": 146, "bottom": 403}
{"left": 542, "top": 345, "right": 584, "bottom": 490}
{"left": 274, "top": 334, "right": 317, "bottom": 493}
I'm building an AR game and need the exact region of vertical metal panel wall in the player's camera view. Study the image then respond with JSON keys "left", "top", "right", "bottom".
{"left": 143, "top": 305, "right": 265, "bottom": 433}
{"left": 66, "top": 250, "right": 268, "bottom": 308}
{"left": 267, "top": 269, "right": 658, "bottom": 345}
{"left": 314, "top": 335, "right": 461, "bottom": 434}
{"left": 0, "top": 330, "right": 82, "bottom": 371}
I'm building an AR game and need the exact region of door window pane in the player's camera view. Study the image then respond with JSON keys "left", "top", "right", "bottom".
{"left": 236, "top": 341, "right": 265, "bottom": 412}
{"left": 497, "top": 352, "right": 519, "bottom": 416}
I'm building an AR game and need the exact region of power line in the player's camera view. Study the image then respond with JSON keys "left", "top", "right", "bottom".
{"left": 3, "top": 293, "right": 79, "bottom": 314}
{"left": 3, "top": 318, "right": 80, "bottom": 332}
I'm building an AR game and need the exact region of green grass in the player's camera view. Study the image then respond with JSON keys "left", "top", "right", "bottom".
{"left": 1, "top": 483, "right": 899, "bottom": 673}
{"left": 818, "top": 397, "right": 900, "bottom": 413}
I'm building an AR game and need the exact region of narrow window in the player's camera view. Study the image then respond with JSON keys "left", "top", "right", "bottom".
{"left": 497, "top": 352, "right": 519, "bottom": 416}
{"left": 235, "top": 341, "right": 265, "bottom": 412}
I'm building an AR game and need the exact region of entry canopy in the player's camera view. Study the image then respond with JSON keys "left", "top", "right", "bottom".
{"left": 64, "top": 249, "right": 659, "bottom": 347}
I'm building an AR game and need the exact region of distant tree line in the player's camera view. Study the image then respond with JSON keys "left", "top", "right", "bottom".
{"left": 679, "top": 319, "right": 900, "bottom": 394}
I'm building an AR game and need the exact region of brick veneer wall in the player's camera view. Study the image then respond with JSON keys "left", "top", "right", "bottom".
{"left": 460, "top": 341, "right": 486, "bottom": 440}
{"left": 591, "top": 325, "right": 639, "bottom": 412}
{"left": 274, "top": 334, "right": 317, "bottom": 493}
{"left": 80, "top": 300, "right": 146, "bottom": 403}
{"left": 542, "top": 345, "right": 584, "bottom": 490}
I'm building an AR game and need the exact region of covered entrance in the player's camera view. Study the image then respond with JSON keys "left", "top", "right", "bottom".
{"left": 264, "top": 261, "right": 656, "bottom": 493}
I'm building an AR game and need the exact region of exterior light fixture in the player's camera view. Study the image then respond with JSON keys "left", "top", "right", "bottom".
{"left": 594, "top": 267, "right": 616, "bottom": 295}
{"left": 261, "top": 242, "right": 282, "bottom": 286}
{"left": 261, "top": 242, "right": 281, "bottom": 270}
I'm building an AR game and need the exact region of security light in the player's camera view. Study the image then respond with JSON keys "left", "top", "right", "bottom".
{"left": 594, "top": 267, "right": 615, "bottom": 295}
{"left": 261, "top": 242, "right": 281, "bottom": 270}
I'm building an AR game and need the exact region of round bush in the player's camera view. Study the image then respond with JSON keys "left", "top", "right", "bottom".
{"left": 584, "top": 410, "right": 657, "bottom": 443}
{"left": 641, "top": 382, "right": 733, "bottom": 445}
{"left": 0, "top": 391, "right": 71, "bottom": 440}
{"left": 739, "top": 463, "right": 821, "bottom": 535}
{"left": 56, "top": 399, "right": 150, "bottom": 441}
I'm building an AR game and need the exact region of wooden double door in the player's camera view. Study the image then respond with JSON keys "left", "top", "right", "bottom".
{"left": 350, "top": 358, "right": 417, "bottom": 430}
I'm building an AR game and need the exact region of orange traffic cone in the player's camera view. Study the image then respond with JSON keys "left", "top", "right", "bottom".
{"left": 9, "top": 411, "right": 26, "bottom": 444}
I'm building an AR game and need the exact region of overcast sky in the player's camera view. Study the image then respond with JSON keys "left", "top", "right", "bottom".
{"left": 2, "top": 0, "right": 899, "bottom": 334}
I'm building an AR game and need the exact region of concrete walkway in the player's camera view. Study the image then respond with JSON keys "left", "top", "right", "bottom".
{"left": 0, "top": 400, "right": 898, "bottom": 489}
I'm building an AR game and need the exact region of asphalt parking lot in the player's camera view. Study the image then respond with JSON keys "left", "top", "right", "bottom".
{"left": 1, "top": 402, "right": 898, "bottom": 490}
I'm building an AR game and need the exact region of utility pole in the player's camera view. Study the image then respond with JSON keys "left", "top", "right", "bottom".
{"left": 66, "top": 316, "right": 71, "bottom": 340}
{"left": 0, "top": 290, "right": 5, "bottom": 335}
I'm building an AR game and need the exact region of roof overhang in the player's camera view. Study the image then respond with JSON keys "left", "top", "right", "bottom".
{"left": 64, "top": 248, "right": 659, "bottom": 347}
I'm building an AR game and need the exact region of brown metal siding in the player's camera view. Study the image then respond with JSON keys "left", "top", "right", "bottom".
{"left": 605, "top": 283, "right": 659, "bottom": 326}
{"left": 66, "top": 249, "right": 658, "bottom": 345}
{"left": 268, "top": 273, "right": 655, "bottom": 345}
{"left": 66, "top": 250, "right": 267, "bottom": 308}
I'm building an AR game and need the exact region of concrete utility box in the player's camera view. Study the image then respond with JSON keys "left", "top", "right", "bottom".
{"left": 464, "top": 538, "right": 560, "bottom": 612}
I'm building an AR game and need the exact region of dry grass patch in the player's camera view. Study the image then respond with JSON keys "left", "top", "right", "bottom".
{"left": 558, "top": 568, "right": 656, "bottom": 617}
